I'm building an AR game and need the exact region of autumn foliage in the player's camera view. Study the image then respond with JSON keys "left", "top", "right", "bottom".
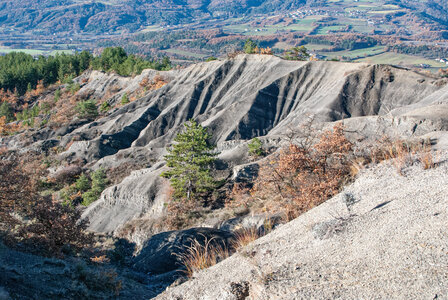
{"left": 244, "top": 124, "right": 353, "bottom": 220}
{"left": 0, "top": 151, "right": 93, "bottom": 257}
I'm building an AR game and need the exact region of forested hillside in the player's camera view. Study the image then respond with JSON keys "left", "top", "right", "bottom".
{"left": 397, "top": 0, "right": 448, "bottom": 25}
{"left": 0, "top": 0, "right": 307, "bottom": 33}
{"left": 0, "top": 0, "right": 443, "bottom": 35}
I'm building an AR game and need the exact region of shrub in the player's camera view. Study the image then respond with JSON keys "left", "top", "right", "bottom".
{"left": 251, "top": 123, "right": 353, "bottom": 220}
{"left": 100, "top": 101, "right": 111, "bottom": 112}
{"left": 82, "top": 169, "right": 108, "bottom": 206}
{"left": 0, "top": 101, "right": 14, "bottom": 122}
{"left": 54, "top": 89, "right": 61, "bottom": 102}
{"left": 244, "top": 39, "right": 258, "bottom": 54}
{"left": 284, "top": 46, "right": 310, "bottom": 61}
{"left": 0, "top": 116, "right": 20, "bottom": 136}
{"left": 206, "top": 56, "right": 218, "bottom": 62}
{"left": 121, "top": 93, "right": 129, "bottom": 105}
{"left": 76, "top": 100, "right": 98, "bottom": 120}
{"left": 68, "top": 82, "right": 81, "bottom": 95}
{"left": 247, "top": 137, "right": 264, "bottom": 157}
{"left": 370, "top": 137, "right": 436, "bottom": 174}
{"left": 0, "top": 151, "right": 93, "bottom": 257}
{"left": 51, "top": 165, "right": 83, "bottom": 186}
{"left": 75, "top": 173, "right": 91, "bottom": 192}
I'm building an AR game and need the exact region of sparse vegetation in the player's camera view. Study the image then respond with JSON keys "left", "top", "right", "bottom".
{"left": 76, "top": 100, "right": 98, "bottom": 120}
{"left": 248, "top": 137, "right": 264, "bottom": 157}
{"left": 121, "top": 93, "right": 130, "bottom": 105}
{"left": 284, "top": 46, "right": 310, "bottom": 61}
{"left": 82, "top": 169, "right": 108, "bottom": 206}
{"left": 234, "top": 123, "right": 354, "bottom": 221}
{"left": 369, "top": 137, "right": 436, "bottom": 174}
{"left": 178, "top": 236, "right": 230, "bottom": 277}
{"left": 231, "top": 227, "right": 261, "bottom": 250}
{"left": 244, "top": 39, "right": 258, "bottom": 54}
{"left": 0, "top": 151, "right": 93, "bottom": 257}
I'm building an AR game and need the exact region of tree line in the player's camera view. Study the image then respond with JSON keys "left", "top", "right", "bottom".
{"left": 0, "top": 47, "right": 172, "bottom": 96}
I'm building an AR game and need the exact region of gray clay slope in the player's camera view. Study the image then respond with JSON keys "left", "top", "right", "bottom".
{"left": 157, "top": 155, "right": 448, "bottom": 300}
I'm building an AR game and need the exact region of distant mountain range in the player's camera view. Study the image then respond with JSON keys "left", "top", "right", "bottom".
{"left": 397, "top": 0, "right": 448, "bottom": 25}
{"left": 0, "top": 0, "right": 446, "bottom": 35}
{"left": 0, "top": 0, "right": 308, "bottom": 34}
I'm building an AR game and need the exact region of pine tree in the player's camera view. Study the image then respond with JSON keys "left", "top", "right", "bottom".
{"left": 248, "top": 137, "right": 264, "bottom": 157}
{"left": 75, "top": 173, "right": 90, "bottom": 192}
{"left": 121, "top": 93, "right": 129, "bottom": 105}
{"left": 82, "top": 169, "right": 108, "bottom": 206}
{"left": 76, "top": 100, "right": 98, "bottom": 120}
{"left": 161, "top": 120, "right": 217, "bottom": 202}
{"left": 244, "top": 39, "right": 258, "bottom": 54}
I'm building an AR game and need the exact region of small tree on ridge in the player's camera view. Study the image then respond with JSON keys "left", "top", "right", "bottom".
{"left": 161, "top": 120, "right": 217, "bottom": 202}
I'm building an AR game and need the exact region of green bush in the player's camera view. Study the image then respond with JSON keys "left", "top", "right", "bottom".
{"left": 68, "top": 82, "right": 81, "bottom": 95}
{"left": 100, "top": 101, "right": 111, "bottom": 112}
{"left": 76, "top": 100, "right": 98, "bottom": 120}
{"left": 75, "top": 174, "right": 91, "bottom": 192}
{"left": 0, "top": 102, "right": 14, "bottom": 122}
{"left": 54, "top": 89, "right": 61, "bottom": 102}
{"left": 244, "top": 39, "right": 258, "bottom": 54}
{"left": 121, "top": 93, "right": 129, "bottom": 105}
{"left": 82, "top": 169, "right": 108, "bottom": 206}
{"left": 248, "top": 137, "right": 264, "bottom": 157}
{"left": 206, "top": 56, "right": 218, "bottom": 62}
{"left": 284, "top": 46, "right": 310, "bottom": 61}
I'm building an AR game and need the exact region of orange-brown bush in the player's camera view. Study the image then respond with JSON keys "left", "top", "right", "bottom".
{"left": 49, "top": 91, "right": 78, "bottom": 127}
{"left": 253, "top": 46, "right": 274, "bottom": 55}
{"left": 164, "top": 198, "right": 203, "bottom": 230}
{"left": 139, "top": 75, "right": 168, "bottom": 95}
{"left": 0, "top": 116, "right": 20, "bottom": 135}
{"left": 250, "top": 123, "right": 353, "bottom": 220}
{"left": 0, "top": 151, "right": 93, "bottom": 257}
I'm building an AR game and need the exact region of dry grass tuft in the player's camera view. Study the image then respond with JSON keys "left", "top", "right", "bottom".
{"left": 232, "top": 227, "right": 261, "bottom": 250}
{"left": 178, "top": 236, "right": 230, "bottom": 277}
{"left": 417, "top": 145, "right": 436, "bottom": 170}
{"left": 370, "top": 137, "right": 436, "bottom": 174}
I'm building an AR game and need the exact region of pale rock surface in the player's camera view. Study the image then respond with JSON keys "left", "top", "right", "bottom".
{"left": 158, "top": 154, "right": 448, "bottom": 299}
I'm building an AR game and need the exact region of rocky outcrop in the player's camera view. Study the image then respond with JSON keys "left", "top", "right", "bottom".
{"left": 132, "top": 227, "right": 234, "bottom": 275}
{"left": 0, "top": 242, "right": 156, "bottom": 299}
{"left": 3, "top": 55, "right": 448, "bottom": 299}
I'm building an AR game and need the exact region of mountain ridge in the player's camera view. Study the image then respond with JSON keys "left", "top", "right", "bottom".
{"left": 0, "top": 0, "right": 445, "bottom": 34}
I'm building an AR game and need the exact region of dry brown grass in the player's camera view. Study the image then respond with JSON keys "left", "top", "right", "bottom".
{"left": 370, "top": 137, "right": 436, "bottom": 174}
{"left": 349, "top": 157, "right": 367, "bottom": 177}
{"left": 90, "top": 255, "right": 110, "bottom": 264}
{"left": 418, "top": 150, "right": 435, "bottom": 170}
{"left": 232, "top": 227, "right": 261, "bottom": 250}
{"left": 178, "top": 236, "right": 231, "bottom": 277}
